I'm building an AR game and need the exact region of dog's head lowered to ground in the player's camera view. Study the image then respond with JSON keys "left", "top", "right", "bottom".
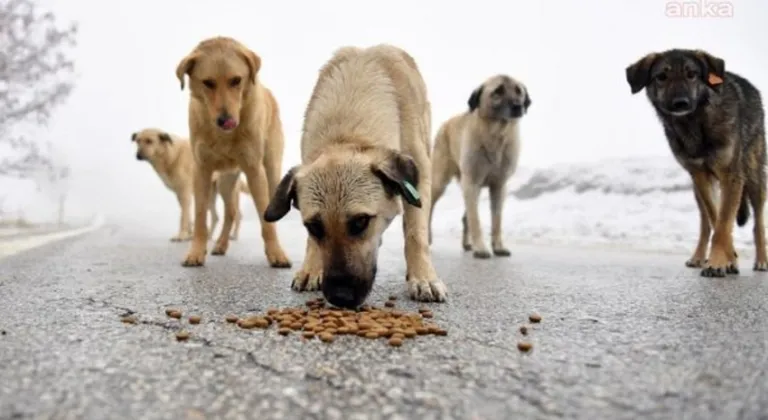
{"left": 175, "top": 37, "right": 262, "bottom": 132}
{"left": 625, "top": 49, "right": 726, "bottom": 117}
{"left": 467, "top": 74, "right": 532, "bottom": 120}
{"left": 132, "top": 128, "right": 173, "bottom": 161}
{"left": 263, "top": 145, "right": 422, "bottom": 308}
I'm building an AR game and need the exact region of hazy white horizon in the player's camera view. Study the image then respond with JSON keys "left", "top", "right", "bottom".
{"left": 3, "top": 0, "right": 768, "bottom": 240}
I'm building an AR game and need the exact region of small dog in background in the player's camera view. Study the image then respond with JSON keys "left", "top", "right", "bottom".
{"left": 625, "top": 48, "right": 767, "bottom": 277}
{"left": 175, "top": 36, "right": 291, "bottom": 268}
{"left": 132, "top": 128, "right": 249, "bottom": 242}
{"left": 429, "top": 75, "right": 531, "bottom": 258}
{"left": 264, "top": 44, "right": 447, "bottom": 308}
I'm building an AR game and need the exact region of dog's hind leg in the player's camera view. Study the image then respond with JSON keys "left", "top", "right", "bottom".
{"left": 211, "top": 172, "right": 239, "bottom": 256}
{"left": 172, "top": 189, "right": 193, "bottom": 242}
{"left": 230, "top": 188, "right": 242, "bottom": 241}
{"left": 428, "top": 151, "right": 456, "bottom": 245}
{"left": 208, "top": 180, "right": 219, "bottom": 241}
{"left": 489, "top": 181, "right": 510, "bottom": 257}
{"left": 746, "top": 149, "right": 768, "bottom": 270}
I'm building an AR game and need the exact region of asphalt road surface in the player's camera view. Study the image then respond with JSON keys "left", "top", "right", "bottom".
{"left": 1, "top": 216, "right": 767, "bottom": 420}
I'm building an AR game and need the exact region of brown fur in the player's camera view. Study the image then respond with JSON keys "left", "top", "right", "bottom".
{"left": 264, "top": 44, "right": 447, "bottom": 308}
{"left": 175, "top": 36, "right": 290, "bottom": 268}
{"left": 132, "top": 128, "right": 249, "bottom": 241}
{"left": 429, "top": 75, "right": 531, "bottom": 258}
{"left": 626, "top": 48, "right": 768, "bottom": 276}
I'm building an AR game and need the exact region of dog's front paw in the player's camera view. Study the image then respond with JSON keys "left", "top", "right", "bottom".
{"left": 685, "top": 257, "right": 706, "bottom": 268}
{"left": 291, "top": 268, "right": 322, "bottom": 292}
{"left": 754, "top": 260, "right": 768, "bottom": 271}
{"left": 171, "top": 233, "right": 192, "bottom": 242}
{"left": 701, "top": 250, "right": 729, "bottom": 278}
{"left": 407, "top": 273, "right": 447, "bottom": 303}
{"left": 182, "top": 245, "right": 207, "bottom": 267}
{"left": 266, "top": 243, "right": 292, "bottom": 269}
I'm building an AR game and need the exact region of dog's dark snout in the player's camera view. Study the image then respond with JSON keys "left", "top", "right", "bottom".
{"left": 321, "top": 270, "right": 371, "bottom": 309}
{"left": 216, "top": 114, "right": 230, "bottom": 128}
{"left": 671, "top": 97, "right": 692, "bottom": 112}
{"left": 135, "top": 151, "right": 143, "bottom": 160}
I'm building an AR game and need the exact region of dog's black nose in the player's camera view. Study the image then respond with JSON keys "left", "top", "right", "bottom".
{"left": 321, "top": 270, "right": 370, "bottom": 309}
{"left": 216, "top": 115, "right": 228, "bottom": 128}
{"left": 671, "top": 97, "right": 692, "bottom": 112}
{"left": 135, "top": 152, "right": 143, "bottom": 160}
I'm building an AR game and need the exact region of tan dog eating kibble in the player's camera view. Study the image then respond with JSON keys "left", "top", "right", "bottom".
{"left": 264, "top": 44, "right": 447, "bottom": 308}
{"left": 131, "top": 128, "right": 249, "bottom": 242}
{"left": 175, "top": 36, "right": 291, "bottom": 268}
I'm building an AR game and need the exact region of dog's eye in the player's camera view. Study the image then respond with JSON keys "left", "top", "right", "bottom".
{"left": 304, "top": 220, "right": 325, "bottom": 240}
{"left": 347, "top": 214, "right": 373, "bottom": 237}
{"left": 515, "top": 86, "right": 522, "bottom": 96}
{"left": 686, "top": 70, "right": 697, "bottom": 80}
{"left": 229, "top": 77, "right": 242, "bottom": 87}
{"left": 656, "top": 73, "right": 668, "bottom": 82}
{"left": 202, "top": 79, "right": 216, "bottom": 89}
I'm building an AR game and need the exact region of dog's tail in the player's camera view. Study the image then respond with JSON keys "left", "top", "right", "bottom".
{"left": 238, "top": 180, "right": 251, "bottom": 196}
{"left": 737, "top": 190, "right": 750, "bottom": 227}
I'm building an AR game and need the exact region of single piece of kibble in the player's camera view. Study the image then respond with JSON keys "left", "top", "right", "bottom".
{"left": 388, "top": 336, "right": 403, "bottom": 347}
{"left": 388, "top": 295, "right": 398, "bottom": 301}
{"left": 188, "top": 316, "right": 201, "bottom": 324}
{"left": 519, "top": 326, "right": 528, "bottom": 335}
{"left": 165, "top": 308, "right": 178, "bottom": 316}
{"left": 384, "top": 301, "right": 395, "bottom": 308}
{"left": 529, "top": 313, "right": 542, "bottom": 323}
{"left": 225, "top": 315, "right": 238, "bottom": 323}
{"left": 421, "top": 312, "right": 434, "bottom": 319}
{"left": 176, "top": 331, "right": 190, "bottom": 341}
{"left": 303, "top": 331, "right": 315, "bottom": 339}
{"left": 169, "top": 311, "right": 182, "bottom": 319}
{"left": 365, "top": 331, "right": 379, "bottom": 339}
{"left": 254, "top": 318, "right": 270, "bottom": 329}
{"left": 517, "top": 341, "right": 533, "bottom": 352}
{"left": 319, "top": 332, "right": 335, "bottom": 343}
{"left": 418, "top": 307, "right": 430, "bottom": 314}
{"left": 434, "top": 328, "right": 448, "bottom": 336}
{"left": 121, "top": 316, "right": 137, "bottom": 324}
{"left": 278, "top": 328, "right": 291, "bottom": 336}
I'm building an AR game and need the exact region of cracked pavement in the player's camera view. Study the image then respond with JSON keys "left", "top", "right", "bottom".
{"left": 1, "top": 214, "right": 768, "bottom": 420}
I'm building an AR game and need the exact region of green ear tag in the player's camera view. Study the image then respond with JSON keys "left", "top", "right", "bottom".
{"left": 402, "top": 181, "right": 421, "bottom": 206}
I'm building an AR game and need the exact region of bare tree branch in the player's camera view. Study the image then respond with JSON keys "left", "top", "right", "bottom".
{"left": 0, "top": 0, "right": 77, "bottom": 180}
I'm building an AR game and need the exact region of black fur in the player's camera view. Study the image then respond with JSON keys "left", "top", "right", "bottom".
{"left": 468, "top": 86, "right": 483, "bottom": 112}
{"left": 131, "top": 132, "right": 137, "bottom": 142}
{"left": 372, "top": 151, "right": 421, "bottom": 208}
{"left": 264, "top": 166, "right": 299, "bottom": 222}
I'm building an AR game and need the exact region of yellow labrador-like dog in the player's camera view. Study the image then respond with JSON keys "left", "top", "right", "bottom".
{"left": 132, "top": 128, "right": 249, "bottom": 241}
{"left": 175, "top": 36, "right": 291, "bottom": 268}
{"left": 264, "top": 44, "right": 447, "bottom": 308}
{"left": 429, "top": 75, "right": 531, "bottom": 258}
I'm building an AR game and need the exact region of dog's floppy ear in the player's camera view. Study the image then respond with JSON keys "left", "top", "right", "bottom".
{"left": 372, "top": 150, "right": 421, "bottom": 208}
{"left": 625, "top": 53, "right": 659, "bottom": 94}
{"left": 468, "top": 85, "right": 484, "bottom": 112}
{"left": 175, "top": 51, "right": 199, "bottom": 91}
{"left": 237, "top": 47, "right": 262, "bottom": 85}
{"left": 693, "top": 50, "right": 726, "bottom": 88}
{"left": 158, "top": 132, "right": 173, "bottom": 143}
{"left": 131, "top": 132, "right": 138, "bottom": 142}
{"left": 523, "top": 87, "right": 532, "bottom": 112}
{"left": 264, "top": 166, "right": 299, "bottom": 222}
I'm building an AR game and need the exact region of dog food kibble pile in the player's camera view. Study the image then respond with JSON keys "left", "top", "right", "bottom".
{"left": 515, "top": 312, "right": 543, "bottom": 352}
{"left": 227, "top": 296, "right": 447, "bottom": 347}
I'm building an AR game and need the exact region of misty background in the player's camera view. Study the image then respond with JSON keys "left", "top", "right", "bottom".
{"left": 2, "top": 0, "right": 767, "bottom": 253}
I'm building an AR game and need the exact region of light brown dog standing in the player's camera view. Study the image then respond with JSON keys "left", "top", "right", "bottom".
{"left": 264, "top": 44, "right": 447, "bottom": 308}
{"left": 175, "top": 37, "right": 290, "bottom": 268}
{"left": 429, "top": 75, "right": 531, "bottom": 258}
{"left": 131, "top": 128, "right": 249, "bottom": 241}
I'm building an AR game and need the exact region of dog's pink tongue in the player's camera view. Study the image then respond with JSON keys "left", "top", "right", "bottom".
{"left": 222, "top": 119, "right": 237, "bottom": 130}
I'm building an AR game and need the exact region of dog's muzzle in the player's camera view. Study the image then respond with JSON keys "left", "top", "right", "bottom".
{"left": 136, "top": 152, "right": 144, "bottom": 161}
{"left": 216, "top": 112, "right": 237, "bottom": 131}
{"left": 321, "top": 266, "right": 376, "bottom": 309}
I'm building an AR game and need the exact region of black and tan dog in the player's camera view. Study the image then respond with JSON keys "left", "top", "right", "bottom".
{"left": 429, "top": 75, "right": 531, "bottom": 258}
{"left": 264, "top": 44, "right": 447, "bottom": 308}
{"left": 626, "top": 48, "right": 768, "bottom": 277}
